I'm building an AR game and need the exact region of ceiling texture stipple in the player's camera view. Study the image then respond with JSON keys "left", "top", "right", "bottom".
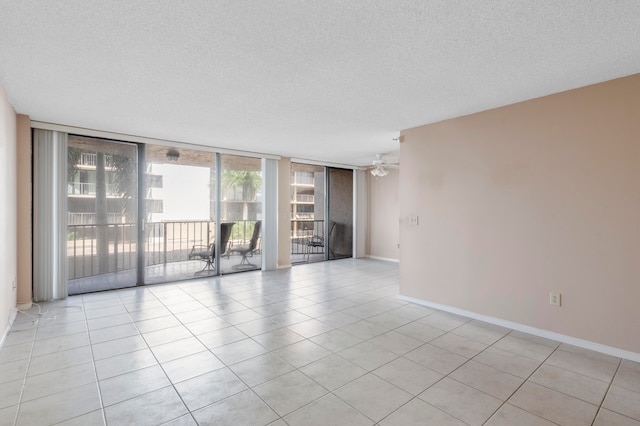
{"left": 1, "top": 1, "right": 639, "bottom": 166}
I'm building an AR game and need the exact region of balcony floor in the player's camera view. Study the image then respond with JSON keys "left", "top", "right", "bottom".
{"left": 69, "top": 253, "right": 326, "bottom": 295}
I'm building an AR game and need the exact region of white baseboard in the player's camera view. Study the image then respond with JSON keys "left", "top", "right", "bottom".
{"left": 0, "top": 307, "right": 19, "bottom": 352}
{"left": 399, "top": 294, "right": 640, "bottom": 363}
{"left": 17, "top": 302, "right": 32, "bottom": 311}
{"left": 366, "top": 255, "right": 400, "bottom": 263}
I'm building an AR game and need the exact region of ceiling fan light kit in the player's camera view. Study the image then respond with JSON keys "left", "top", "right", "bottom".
{"left": 370, "top": 165, "right": 389, "bottom": 177}
{"left": 369, "top": 153, "right": 397, "bottom": 177}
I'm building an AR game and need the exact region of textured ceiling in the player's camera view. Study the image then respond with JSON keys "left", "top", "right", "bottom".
{"left": 1, "top": 1, "right": 639, "bottom": 166}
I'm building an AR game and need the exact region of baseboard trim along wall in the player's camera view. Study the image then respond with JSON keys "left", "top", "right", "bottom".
{"left": 399, "top": 294, "right": 640, "bottom": 363}
{"left": 0, "top": 307, "right": 18, "bottom": 353}
{"left": 366, "top": 255, "right": 399, "bottom": 263}
{"left": 17, "top": 302, "right": 32, "bottom": 311}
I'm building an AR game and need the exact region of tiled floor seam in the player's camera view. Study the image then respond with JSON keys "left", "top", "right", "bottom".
{"left": 6, "top": 260, "right": 635, "bottom": 426}
{"left": 588, "top": 357, "right": 622, "bottom": 426}
{"left": 84, "top": 299, "right": 110, "bottom": 426}
{"left": 89, "top": 295, "right": 171, "bottom": 417}
{"left": 128, "top": 292, "right": 303, "bottom": 425}
{"left": 237, "top": 336, "right": 386, "bottom": 424}
{"left": 9, "top": 306, "right": 44, "bottom": 426}
{"left": 372, "top": 396, "right": 464, "bottom": 426}
{"left": 384, "top": 327, "right": 557, "bottom": 426}
{"left": 312, "top": 337, "right": 414, "bottom": 425}
{"left": 125, "top": 297, "right": 205, "bottom": 425}
{"left": 477, "top": 340, "right": 565, "bottom": 425}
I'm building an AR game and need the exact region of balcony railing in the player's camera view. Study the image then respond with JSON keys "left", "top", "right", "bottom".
{"left": 68, "top": 182, "right": 119, "bottom": 196}
{"left": 291, "top": 173, "right": 315, "bottom": 185}
{"left": 68, "top": 212, "right": 123, "bottom": 226}
{"left": 290, "top": 219, "right": 325, "bottom": 257}
{"left": 291, "top": 194, "right": 314, "bottom": 203}
{"left": 67, "top": 219, "right": 263, "bottom": 280}
{"left": 79, "top": 153, "right": 97, "bottom": 166}
{"left": 67, "top": 223, "right": 137, "bottom": 279}
{"left": 78, "top": 153, "right": 116, "bottom": 167}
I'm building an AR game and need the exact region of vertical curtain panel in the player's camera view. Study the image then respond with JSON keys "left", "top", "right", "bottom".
{"left": 33, "top": 129, "right": 68, "bottom": 301}
{"left": 262, "top": 158, "right": 278, "bottom": 271}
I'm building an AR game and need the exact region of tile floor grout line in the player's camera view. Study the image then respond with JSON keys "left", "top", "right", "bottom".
{"left": 100, "top": 293, "right": 179, "bottom": 419}
{"left": 9, "top": 302, "right": 92, "bottom": 425}
{"left": 403, "top": 327, "right": 556, "bottom": 426}
{"left": 129, "top": 287, "right": 206, "bottom": 424}
{"left": 516, "top": 344, "right": 622, "bottom": 415}
{"left": 368, "top": 313, "right": 479, "bottom": 423}
{"left": 140, "top": 282, "right": 300, "bottom": 425}
{"left": 407, "top": 333, "right": 492, "bottom": 426}
{"left": 479, "top": 337, "right": 564, "bottom": 425}
{"left": 5, "top": 260, "right": 636, "bottom": 425}
{"left": 212, "top": 298, "right": 405, "bottom": 423}
{"left": 589, "top": 357, "right": 622, "bottom": 426}
{"left": 309, "top": 309, "right": 446, "bottom": 425}
{"left": 82, "top": 297, "right": 110, "bottom": 426}
{"left": 9, "top": 306, "right": 40, "bottom": 426}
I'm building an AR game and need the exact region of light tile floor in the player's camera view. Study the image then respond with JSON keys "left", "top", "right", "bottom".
{"left": 1, "top": 259, "right": 639, "bottom": 425}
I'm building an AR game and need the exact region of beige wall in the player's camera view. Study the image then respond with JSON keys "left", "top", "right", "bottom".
{"left": 0, "top": 83, "right": 18, "bottom": 341}
{"left": 367, "top": 169, "right": 400, "bottom": 261}
{"left": 16, "top": 115, "right": 31, "bottom": 306}
{"left": 400, "top": 74, "right": 640, "bottom": 354}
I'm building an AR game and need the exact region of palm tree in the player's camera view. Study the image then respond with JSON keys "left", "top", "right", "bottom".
{"left": 222, "top": 170, "right": 262, "bottom": 201}
{"left": 222, "top": 170, "right": 262, "bottom": 231}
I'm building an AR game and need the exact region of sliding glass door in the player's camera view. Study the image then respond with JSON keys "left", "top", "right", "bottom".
{"left": 143, "top": 146, "right": 217, "bottom": 284}
{"left": 219, "top": 154, "right": 263, "bottom": 274}
{"left": 327, "top": 167, "right": 353, "bottom": 260}
{"left": 289, "top": 163, "right": 353, "bottom": 264}
{"left": 66, "top": 136, "right": 269, "bottom": 294}
{"left": 290, "top": 163, "right": 325, "bottom": 263}
{"left": 67, "top": 136, "right": 139, "bottom": 294}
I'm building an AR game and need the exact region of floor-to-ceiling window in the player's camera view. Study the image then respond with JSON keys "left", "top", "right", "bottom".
{"left": 143, "top": 145, "right": 217, "bottom": 284}
{"left": 327, "top": 167, "right": 353, "bottom": 260}
{"left": 290, "top": 163, "right": 325, "bottom": 263}
{"left": 66, "top": 135, "right": 265, "bottom": 294}
{"left": 67, "top": 136, "right": 139, "bottom": 294}
{"left": 219, "top": 154, "right": 263, "bottom": 274}
{"left": 290, "top": 163, "right": 353, "bottom": 264}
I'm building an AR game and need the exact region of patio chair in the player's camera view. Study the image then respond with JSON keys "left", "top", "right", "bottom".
{"left": 305, "top": 221, "right": 336, "bottom": 261}
{"left": 188, "top": 222, "right": 234, "bottom": 274}
{"left": 230, "top": 221, "right": 261, "bottom": 269}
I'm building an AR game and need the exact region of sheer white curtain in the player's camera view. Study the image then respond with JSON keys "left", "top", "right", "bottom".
{"left": 33, "top": 129, "right": 68, "bottom": 301}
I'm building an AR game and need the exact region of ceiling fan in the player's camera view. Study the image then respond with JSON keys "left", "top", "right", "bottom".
{"left": 369, "top": 153, "right": 399, "bottom": 177}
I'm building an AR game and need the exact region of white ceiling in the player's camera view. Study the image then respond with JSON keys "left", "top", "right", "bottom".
{"left": 1, "top": 1, "right": 639, "bottom": 166}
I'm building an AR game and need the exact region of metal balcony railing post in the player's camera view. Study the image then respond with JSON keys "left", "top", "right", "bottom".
{"left": 163, "top": 222, "right": 168, "bottom": 265}
{"left": 114, "top": 225, "right": 119, "bottom": 272}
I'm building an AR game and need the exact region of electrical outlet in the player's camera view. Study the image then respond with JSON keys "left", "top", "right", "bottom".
{"left": 409, "top": 216, "right": 419, "bottom": 226}
{"left": 549, "top": 292, "right": 561, "bottom": 307}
